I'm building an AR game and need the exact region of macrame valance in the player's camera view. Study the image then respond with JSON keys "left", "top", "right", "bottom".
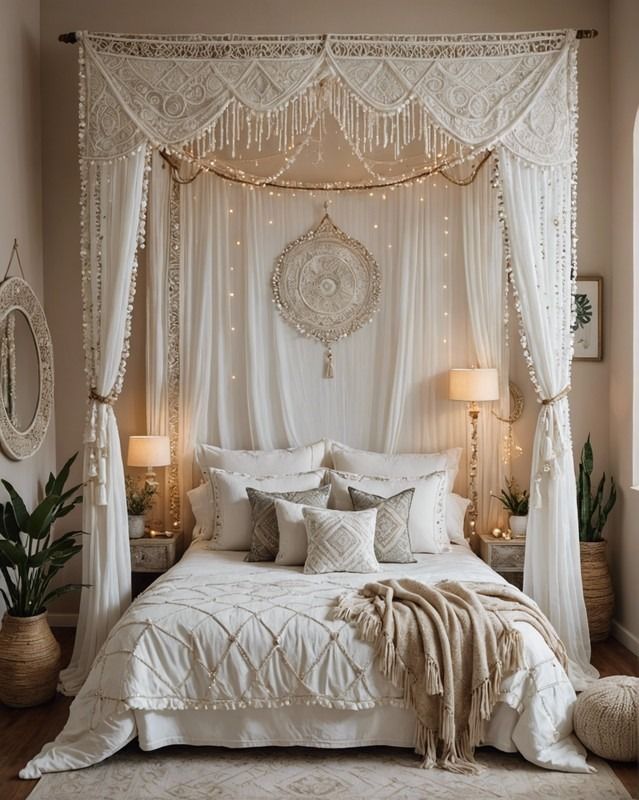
{"left": 80, "top": 30, "right": 576, "bottom": 166}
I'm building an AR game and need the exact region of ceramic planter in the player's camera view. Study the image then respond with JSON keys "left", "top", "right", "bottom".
{"left": 509, "top": 514, "right": 528, "bottom": 538}
{"left": 128, "top": 514, "right": 146, "bottom": 539}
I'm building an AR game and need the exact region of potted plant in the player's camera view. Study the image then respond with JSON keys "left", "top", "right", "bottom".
{"left": 0, "top": 453, "right": 85, "bottom": 707}
{"left": 125, "top": 475, "right": 157, "bottom": 539}
{"left": 493, "top": 477, "right": 529, "bottom": 537}
{"left": 577, "top": 434, "right": 617, "bottom": 641}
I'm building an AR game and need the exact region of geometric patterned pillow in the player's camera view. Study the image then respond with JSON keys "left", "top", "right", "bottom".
{"left": 245, "top": 485, "right": 331, "bottom": 562}
{"left": 302, "top": 507, "right": 379, "bottom": 574}
{"left": 348, "top": 487, "right": 416, "bottom": 564}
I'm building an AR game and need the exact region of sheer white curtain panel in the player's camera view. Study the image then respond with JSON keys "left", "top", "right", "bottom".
{"left": 498, "top": 149, "right": 597, "bottom": 688}
{"left": 461, "top": 159, "right": 509, "bottom": 533}
{"left": 59, "top": 149, "right": 148, "bottom": 695}
{"left": 146, "top": 170, "right": 509, "bottom": 522}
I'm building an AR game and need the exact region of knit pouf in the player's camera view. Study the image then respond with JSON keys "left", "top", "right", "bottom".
{"left": 574, "top": 676, "right": 639, "bottom": 762}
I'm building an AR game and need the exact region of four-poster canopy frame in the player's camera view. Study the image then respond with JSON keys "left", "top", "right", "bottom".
{"left": 57, "top": 27, "right": 598, "bottom": 695}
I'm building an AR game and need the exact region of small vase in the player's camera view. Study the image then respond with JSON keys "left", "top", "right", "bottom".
{"left": 128, "top": 514, "right": 146, "bottom": 539}
{"left": 0, "top": 611, "right": 61, "bottom": 707}
{"left": 509, "top": 514, "right": 528, "bottom": 538}
{"left": 580, "top": 539, "right": 614, "bottom": 641}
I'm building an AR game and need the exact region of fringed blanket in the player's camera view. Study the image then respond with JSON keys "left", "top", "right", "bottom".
{"left": 334, "top": 579, "right": 567, "bottom": 774}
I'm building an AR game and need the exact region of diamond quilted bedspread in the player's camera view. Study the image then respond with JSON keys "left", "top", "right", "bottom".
{"left": 21, "top": 543, "right": 591, "bottom": 778}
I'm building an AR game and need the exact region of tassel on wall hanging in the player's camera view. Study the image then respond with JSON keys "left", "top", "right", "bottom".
{"left": 272, "top": 204, "right": 381, "bottom": 378}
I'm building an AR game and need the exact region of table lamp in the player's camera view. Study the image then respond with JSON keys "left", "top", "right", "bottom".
{"left": 448, "top": 368, "right": 499, "bottom": 531}
{"left": 127, "top": 435, "right": 171, "bottom": 532}
{"left": 127, "top": 435, "right": 171, "bottom": 487}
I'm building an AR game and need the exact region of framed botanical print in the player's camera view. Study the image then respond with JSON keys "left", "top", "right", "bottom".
{"left": 573, "top": 276, "right": 603, "bottom": 361}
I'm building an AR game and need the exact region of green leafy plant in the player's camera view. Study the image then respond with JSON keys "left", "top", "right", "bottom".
{"left": 572, "top": 292, "right": 593, "bottom": 332}
{"left": 577, "top": 434, "right": 616, "bottom": 541}
{"left": 493, "top": 477, "right": 529, "bottom": 516}
{"left": 125, "top": 475, "right": 157, "bottom": 516}
{"left": 0, "top": 453, "right": 86, "bottom": 617}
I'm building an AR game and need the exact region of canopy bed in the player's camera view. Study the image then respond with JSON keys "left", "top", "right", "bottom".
{"left": 23, "top": 27, "right": 600, "bottom": 779}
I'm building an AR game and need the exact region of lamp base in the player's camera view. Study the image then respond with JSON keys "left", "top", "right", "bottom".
{"left": 467, "top": 403, "right": 480, "bottom": 528}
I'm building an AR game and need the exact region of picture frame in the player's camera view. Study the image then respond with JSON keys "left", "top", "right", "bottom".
{"left": 573, "top": 276, "right": 603, "bottom": 361}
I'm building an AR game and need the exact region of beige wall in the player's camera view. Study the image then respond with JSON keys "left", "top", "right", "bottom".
{"left": 40, "top": 0, "right": 614, "bottom": 617}
{"left": 0, "top": 1, "right": 54, "bottom": 526}
{"left": 608, "top": 0, "right": 639, "bottom": 654}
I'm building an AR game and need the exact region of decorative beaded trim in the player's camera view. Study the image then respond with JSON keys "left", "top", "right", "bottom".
{"left": 167, "top": 179, "right": 181, "bottom": 530}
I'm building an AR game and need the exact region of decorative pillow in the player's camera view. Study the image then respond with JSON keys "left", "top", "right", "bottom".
{"left": 196, "top": 441, "right": 326, "bottom": 478}
{"left": 330, "top": 442, "right": 462, "bottom": 492}
{"left": 447, "top": 493, "right": 471, "bottom": 545}
{"left": 348, "top": 487, "right": 416, "bottom": 563}
{"left": 302, "top": 507, "right": 379, "bottom": 575}
{"left": 206, "top": 468, "right": 325, "bottom": 550}
{"left": 274, "top": 498, "right": 313, "bottom": 566}
{"left": 328, "top": 469, "right": 448, "bottom": 554}
{"left": 187, "top": 483, "right": 214, "bottom": 540}
{"left": 245, "top": 485, "right": 331, "bottom": 562}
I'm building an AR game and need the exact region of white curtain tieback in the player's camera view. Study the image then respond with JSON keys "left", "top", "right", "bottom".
{"left": 541, "top": 385, "right": 571, "bottom": 406}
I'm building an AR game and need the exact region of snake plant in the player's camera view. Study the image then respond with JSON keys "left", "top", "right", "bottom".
{"left": 577, "top": 435, "right": 616, "bottom": 542}
{"left": 0, "top": 453, "right": 87, "bottom": 616}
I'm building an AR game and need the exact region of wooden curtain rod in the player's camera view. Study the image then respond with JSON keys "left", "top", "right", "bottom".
{"left": 58, "top": 29, "right": 599, "bottom": 44}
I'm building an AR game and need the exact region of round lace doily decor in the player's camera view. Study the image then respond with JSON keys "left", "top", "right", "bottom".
{"left": 272, "top": 213, "right": 381, "bottom": 349}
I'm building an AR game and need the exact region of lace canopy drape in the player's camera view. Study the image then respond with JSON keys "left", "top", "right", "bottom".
{"left": 60, "top": 29, "right": 597, "bottom": 695}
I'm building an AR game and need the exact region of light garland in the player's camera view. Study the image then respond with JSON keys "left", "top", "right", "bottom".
{"left": 159, "top": 140, "right": 491, "bottom": 192}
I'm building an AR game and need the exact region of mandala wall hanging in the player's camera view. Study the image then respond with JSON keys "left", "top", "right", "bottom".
{"left": 272, "top": 207, "right": 381, "bottom": 378}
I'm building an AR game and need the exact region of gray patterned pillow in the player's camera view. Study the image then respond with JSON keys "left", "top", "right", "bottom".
{"left": 348, "top": 486, "right": 416, "bottom": 564}
{"left": 302, "top": 507, "right": 379, "bottom": 574}
{"left": 245, "top": 484, "right": 331, "bottom": 562}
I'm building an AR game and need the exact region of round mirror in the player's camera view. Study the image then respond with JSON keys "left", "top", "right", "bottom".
{"left": 1, "top": 310, "right": 41, "bottom": 432}
{"left": 0, "top": 277, "right": 53, "bottom": 459}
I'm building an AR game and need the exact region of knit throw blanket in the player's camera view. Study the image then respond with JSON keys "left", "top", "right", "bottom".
{"left": 333, "top": 579, "right": 567, "bottom": 774}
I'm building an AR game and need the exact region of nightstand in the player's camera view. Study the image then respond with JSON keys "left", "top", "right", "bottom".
{"left": 130, "top": 531, "right": 183, "bottom": 572}
{"left": 130, "top": 531, "right": 183, "bottom": 597}
{"left": 478, "top": 532, "right": 525, "bottom": 589}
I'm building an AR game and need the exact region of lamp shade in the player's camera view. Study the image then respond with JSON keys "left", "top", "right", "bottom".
{"left": 448, "top": 368, "right": 499, "bottom": 402}
{"left": 127, "top": 435, "right": 171, "bottom": 468}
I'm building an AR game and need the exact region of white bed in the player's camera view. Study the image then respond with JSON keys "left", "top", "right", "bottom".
{"left": 21, "top": 541, "right": 592, "bottom": 778}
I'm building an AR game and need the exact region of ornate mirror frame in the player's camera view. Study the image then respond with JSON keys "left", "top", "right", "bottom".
{"left": 0, "top": 276, "right": 54, "bottom": 460}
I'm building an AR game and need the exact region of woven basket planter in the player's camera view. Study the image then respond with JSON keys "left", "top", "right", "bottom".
{"left": 0, "top": 611, "right": 61, "bottom": 707}
{"left": 579, "top": 540, "right": 614, "bottom": 642}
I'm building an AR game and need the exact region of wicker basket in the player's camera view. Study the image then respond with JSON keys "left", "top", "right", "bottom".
{"left": 0, "top": 611, "right": 61, "bottom": 707}
{"left": 579, "top": 540, "right": 614, "bottom": 642}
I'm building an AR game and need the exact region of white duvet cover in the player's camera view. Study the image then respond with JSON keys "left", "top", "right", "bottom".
{"left": 21, "top": 542, "right": 591, "bottom": 778}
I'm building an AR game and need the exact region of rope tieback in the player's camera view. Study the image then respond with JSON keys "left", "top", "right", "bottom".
{"left": 89, "top": 389, "right": 116, "bottom": 406}
{"left": 541, "top": 385, "right": 571, "bottom": 406}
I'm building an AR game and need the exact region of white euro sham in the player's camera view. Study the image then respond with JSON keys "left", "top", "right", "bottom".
{"left": 187, "top": 483, "right": 214, "bottom": 540}
{"left": 447, "top": 493, "right": 471, "bottom": 545}
{"left": 207, "top": 468, "right": 325, "bottom": 550}
{"left": 328, "top": 469, "right": 448, "bottom": 554}
{"left": 329, "top": 442, "right": 462, "bottom": 492}
{"left": 196, "top": 440, "right": 326, "bottom": 478}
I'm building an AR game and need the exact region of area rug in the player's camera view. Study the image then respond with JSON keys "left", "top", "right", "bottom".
{"left": 27, "top": 744, "right": 631, "bottom": 799}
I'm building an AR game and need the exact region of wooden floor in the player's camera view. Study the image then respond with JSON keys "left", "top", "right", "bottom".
{"left": 1, "top": 629, "right": 637, "bottom": 800}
